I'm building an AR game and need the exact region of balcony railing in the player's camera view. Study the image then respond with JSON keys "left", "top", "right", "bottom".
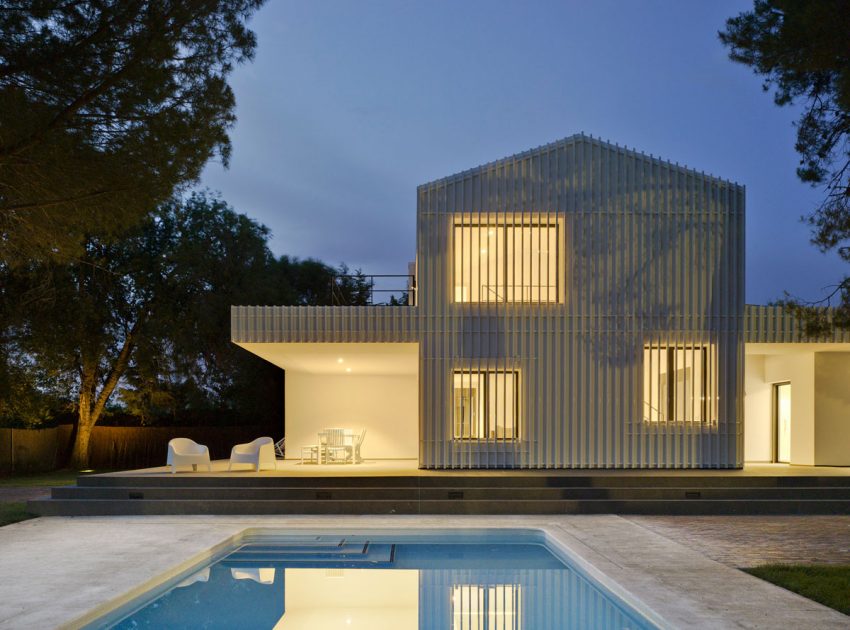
{"left": 330, "top": 274, "right": 416, "bottom": 306}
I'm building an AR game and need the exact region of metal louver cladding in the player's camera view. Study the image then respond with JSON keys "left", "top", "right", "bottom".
{"left": 232, "top": 133, "right": 747, "bottom": 469}
{"left": 416, "top": 134, "right": 745, "bottom": 468}
{"left": 744, "top": 304, "right": 850, "bottom": 343}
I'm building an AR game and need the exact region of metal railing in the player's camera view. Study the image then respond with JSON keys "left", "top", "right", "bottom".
{"left": 481, "top": 283, "right": 559, "bottom": 303}
{"left": 330, "top": 274, "right": 416, "bottom": 306}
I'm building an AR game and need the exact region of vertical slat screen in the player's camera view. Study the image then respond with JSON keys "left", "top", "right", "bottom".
{"left": 231, "top": 133, "right": 759, "bottom": 470}
{"left": 416, "top": 133, "right": 745, "bottom": 469}
{"left": 741, "top": 304, "right": 850, "bottom": 343}
{"left": 417, "top": 567, "right": 647, "bottom": 629}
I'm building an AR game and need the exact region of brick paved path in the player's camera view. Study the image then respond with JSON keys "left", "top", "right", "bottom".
{"left": 626, "top": 515, "right": 850, "bottom": 567}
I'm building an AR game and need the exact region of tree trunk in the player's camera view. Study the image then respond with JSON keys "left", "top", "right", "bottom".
{"left": 70, "top": 408, "right": 94, "bottom": 469}
{"left": 70, "top": 381, "right": 96, "bottom": 469}
{"left": 69, "top": 320, "right": 141, "bottom": 469}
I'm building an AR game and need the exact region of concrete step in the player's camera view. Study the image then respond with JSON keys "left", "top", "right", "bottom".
{"left": 49, "top": 485, "right": 850, "bottom": 502}
{"left": 32, "top": 471, "right": 850, "bottom": 517}
{"left": 75, "top": 473, "right": 850, "bottom": 489}
{"left": 28, "top": 496, "right": 850, "bottom": 517}
{"left": 225, "top": 542, "right": 395, "bottom": 565}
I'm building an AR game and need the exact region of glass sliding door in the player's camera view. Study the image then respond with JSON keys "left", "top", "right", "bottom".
{"left": 453, "top": 218, "right": 561, "bottom": 304}
{"left": 505, "top": 225, "right": 558, "bottom": 303}
{"left": 453, "top": 370, "right": 519, "bottom": 440}
{"left": 453, "top": 372, "right": 485, "bottom": 439}
{"left": 451, "top": 584, "right": 522, "bottom": 630}
{"left": 642, "top": 345, "right": 715, "bottom": 424}
{"left": 453, "top": 225, "right": 504, "bottom": 303}
{"left": 775, "top": 382, "right": 791, "bottom": 463}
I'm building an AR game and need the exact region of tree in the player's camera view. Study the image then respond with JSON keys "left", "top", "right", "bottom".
{"left": 0, "top": 0, "right": 265, "bottom": 265}
{"left": 4, "top": 192, "right": 272, "bottom": 466}
{"left": 1, "top": 186, "right": 375, "bottom": 464}
{"left": 119, "top": 252, "right": 371, "bottom": 429}
{"left": 719, "top": 0, "right": 850, "bottom": 334}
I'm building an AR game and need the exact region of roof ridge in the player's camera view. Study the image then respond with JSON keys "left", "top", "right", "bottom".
{"left": 418, "top": 133, "right": 743, "bottom": 189}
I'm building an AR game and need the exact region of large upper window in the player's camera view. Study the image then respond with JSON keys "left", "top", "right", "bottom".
{"left": 451, "top": 584, "right": 522, "bottom": 630}
{"left": 453, "top": 371, "right": 518, "bottom": 440}
{"left": 453, "top": 218, "right": 561, "bottom": 303}
{"left": 643, "top": 345, "right": 716, "bottom": 423}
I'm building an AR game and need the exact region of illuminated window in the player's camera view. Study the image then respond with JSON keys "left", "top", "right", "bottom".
{"left": 453, "top": 220, "right": 560, "bottom": 303}
{"left": 643, "top": 345, "right": 716, "bottom": 423}
{"left": 451, "top": 584, "right": 522, "bottom": 630}
{"left": 453, "top": 371, "right": 518, "bottom": 440}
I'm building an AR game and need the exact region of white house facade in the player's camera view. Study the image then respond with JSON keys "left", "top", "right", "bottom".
{"left": 232, "top": 135, "right": 850, "bottom": 469}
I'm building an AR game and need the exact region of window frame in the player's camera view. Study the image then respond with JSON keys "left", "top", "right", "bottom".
{"left": 452, "top": 369, "right": 520, "bottom": 441}
{"left": 452, "top": 220, "right": 562, "bottom": 304}
{"left": 643, "top": 345, "right": 711, "bottom": 424}
{"left": 451, "top": 583, "right": 522, "bottom": 630}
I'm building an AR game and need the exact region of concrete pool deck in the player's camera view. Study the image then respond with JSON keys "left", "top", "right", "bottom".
{"left": 0, "top": 515, "right": 847, "bottom": 629}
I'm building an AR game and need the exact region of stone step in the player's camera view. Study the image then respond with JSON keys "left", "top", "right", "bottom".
{"left": 28, "top": 497, "right": 850, "bottom": 517}
{"left": 49, "top": 485, "right": 850, "bottom": 502}
{"left": 75, "top": 473, "right": 850, "bottom": 489}
{"left": 225, "top": 542, "right": 395, "bottom": 565}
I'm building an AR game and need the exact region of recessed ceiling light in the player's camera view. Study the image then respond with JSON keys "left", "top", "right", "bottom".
{"left": 337, "top": 358, "right": 344, "bottom": 363}
{"left": 345, "top": 367, "right": 352, "bottom": 373}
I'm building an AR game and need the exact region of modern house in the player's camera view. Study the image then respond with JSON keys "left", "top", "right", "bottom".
{"left": 232, "top": 134, "right": 850, "bottom": 470}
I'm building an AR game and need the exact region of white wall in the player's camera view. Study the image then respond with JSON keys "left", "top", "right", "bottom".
{"left": 276, "top": 568, "right": 418, "bottom": 630}
{"left": 764, "top": 353, "right": 815, "bottom": 465}
{"left": 814, "top": 353, "right": 850, "bottom": 466}
{"left": 285, "top": 371, "right": 418, "bottom": 460}
{"left": 744, "top": 355, "right": 773, "bottom": 462}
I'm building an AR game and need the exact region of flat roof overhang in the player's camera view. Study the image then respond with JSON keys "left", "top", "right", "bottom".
{"left": 746, "top": 342, "right": 850, "bottom": 355}
{"left": 236, "top": 342, "right": 418, "bottom": 376}
{"left": 231, "top": 305, "right": 419, "bottom": 345}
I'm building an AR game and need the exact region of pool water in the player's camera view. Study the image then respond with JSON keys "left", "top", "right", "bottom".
{"left": 91, "top": 530, "right": 655, "bottom": 629}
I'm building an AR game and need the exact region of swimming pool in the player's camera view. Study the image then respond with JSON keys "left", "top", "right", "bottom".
{"left": 85, "top": 529, "right": 658, "bottom": 629}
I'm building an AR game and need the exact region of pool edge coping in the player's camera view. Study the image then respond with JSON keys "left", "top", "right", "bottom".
{"left": 59, "top": 530, "right": 247, "bottom": 630}
{"left": 65, "top": 524, "right": 667, "bottom": 629}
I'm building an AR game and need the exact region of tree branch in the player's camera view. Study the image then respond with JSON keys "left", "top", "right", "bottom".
{"left": 91, "top": 316, "right": 143, "bottom": 422}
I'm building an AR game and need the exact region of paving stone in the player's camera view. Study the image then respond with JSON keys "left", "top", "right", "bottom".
{"left": 1, "top": 515, "right": 848, "bottom": 629}
{"left": 626, "top": 515, "right": 850, "bottom": 567}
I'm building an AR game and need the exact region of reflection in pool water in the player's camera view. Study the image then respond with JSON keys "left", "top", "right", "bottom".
{"left": 101, "top": 535, "right": 653, "bottom": 629}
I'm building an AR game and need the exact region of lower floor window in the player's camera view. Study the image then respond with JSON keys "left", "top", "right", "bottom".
{"left": 453, "top": 370, "right": 519, "bottom": 440}
{"left": 643, "top": 344, "right": 716, "bottom": 423}
{"left": 451, "top": 584, "right": 522, "bottom": 630}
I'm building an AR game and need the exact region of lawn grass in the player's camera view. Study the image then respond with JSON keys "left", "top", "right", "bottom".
{"left": 745, "top": 564, "right": 850, "bottom": 616}
{"left": 0, "top": 501, "right": 36, "bottom": 527}
{"left": 0, "top": 469, "right": 87, "bottom": 487}
{"left": 0, "top": 469, "right": 116, "bottom": 527}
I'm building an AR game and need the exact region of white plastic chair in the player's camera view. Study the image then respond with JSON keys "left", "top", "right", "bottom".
{"left": 167, "top": 438, "right": 212, "bottom": 474}
{"left": 176, "top": 567, "right": 210, "bottom": 588}
{"left": 230, "top": 567, "right": 275, "bottom": 584}
{"left": 228, "top": 436, "right": 277, "bottom": 472}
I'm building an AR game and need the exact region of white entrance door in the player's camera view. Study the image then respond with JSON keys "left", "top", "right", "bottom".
{"left": 775, "top": 383, "right": 791, "bottom": 463}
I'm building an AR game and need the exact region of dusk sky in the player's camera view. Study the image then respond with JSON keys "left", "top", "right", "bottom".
{"left": 200, "top": 0, "right": 844, "bottom": 305}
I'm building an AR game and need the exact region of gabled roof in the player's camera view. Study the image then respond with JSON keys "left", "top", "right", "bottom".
{"left": 418, "top": 133, "right": 744, "bottom": 191}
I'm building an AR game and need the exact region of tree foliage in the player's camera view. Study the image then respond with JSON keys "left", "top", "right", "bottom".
{"left": 1, "top": 193, "right": 371, "bottom": 465}
{"left": 720, "top": 0, "right": 850, "bottom": 333}
{"left": 0, "top": 0, "right": 264, "bottom": 265}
